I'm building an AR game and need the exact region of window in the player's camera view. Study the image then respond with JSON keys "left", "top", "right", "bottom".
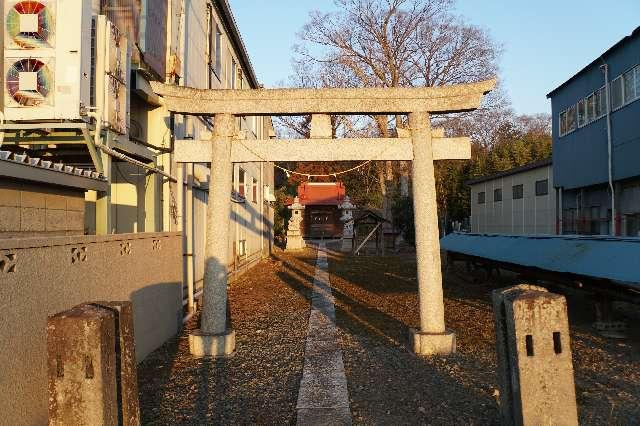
{"left": 559, "top": 110, "right": 567, "bottom": 136}
{"left": 477, "top": 191, "right": 485, "bottom": 204}
{"left": 238, "top": 168, "right": 245, "bottom": 197}
{"left": 237, "top": 239, "right": 247, "bottom": 256}
{"left": 535, "top": 179, "right": 548, "bottom": 196}
{"left": 623, "top": 68, "right": 636, "bottom": 104}
{"left": 252, "top": 178, "right": 258, "bottom": 203}
{"left": 207, "top": 7, "right": 222, "bottom": 85}
{"left": 512, "top": 184, "right": 523, "bottom": 200}
{"left": 585, "top": 94, "right": 595, "bottom": 123}
{"left": 577, "top": 99, "right": 585, "bottom": 127}
{"left": 494, "top": 188, "right": 502, "bottom": 202}
{"left": 231, "top": 60, "right": 237, "bottom": 89}
{"left": 559, "top": 105, "right": 577, "bottom": 137}
{"left": 594, "top": 87, "right": 606, "bottom": 119}
{"left": 611, "top": 76, "right": 623, "bottom": 110}
{"left": 566, "top": 105, "right": 576, "bottom": 133}
{"left": 215, "top": 26, "right": 222, "bottom": 77}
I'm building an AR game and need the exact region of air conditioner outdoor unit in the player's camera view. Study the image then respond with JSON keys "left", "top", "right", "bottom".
{"left": 3, "top": 0, "right": 92, "bottom": 120}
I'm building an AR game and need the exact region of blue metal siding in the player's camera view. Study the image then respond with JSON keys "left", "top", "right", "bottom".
{"left": 550, "top": 34, "right": 640, "bottom": 190}
{"left": 441, "top": 232, "right": 640, "bottom": 285}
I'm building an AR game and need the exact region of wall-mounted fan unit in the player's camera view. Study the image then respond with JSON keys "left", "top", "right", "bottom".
{"left": 3, "top": 0, "right": 92, "bottom": 121}
{"left": 4, "top": 57, "right": 54, "bottom": 107}
{"left": 5, "top": 0, "right": 56, "bottom": 49}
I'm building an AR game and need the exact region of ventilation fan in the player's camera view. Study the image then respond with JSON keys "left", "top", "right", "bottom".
{"left": 5, "top": 57, "right": 54, "bottom": 106}
{"left": 5, "top": 1, "right": 55, "bottom": 49}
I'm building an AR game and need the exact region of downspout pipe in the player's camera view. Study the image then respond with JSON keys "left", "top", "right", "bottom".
{"left": 600, "top": 62, "right": 615, "bottom": 236}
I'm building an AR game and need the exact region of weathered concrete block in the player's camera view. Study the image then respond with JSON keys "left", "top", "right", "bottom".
{"left": 21, "top": 190, "right": 46, "bottom": 208}
{"left": 0, "top": 206, "right": 21, "bottom": 231}
{"left": 21, "top": 207, "right": 45, "bottom": 231}
{"left": 46, "top": 209, "right": 67, "bottom": 232}
{"left": 189, "top": 328, "right": 236, "bottom": 358}
{"left": 45, "top": 193, "right": 67, "bottom": 210}
{"left": 93, "top": 301, "right": 141, "bottom": 426}
{"left": 66, "top": 195, "right": 86, "bottom": 212}
{"left": 410, "top": 329, "right": 456, "bottom": 355}
{"left": 66, "top": 210, "right": 85, "bottom": 231}
{"left": 47, "top": 304, "right": 118, "bottom": 425}
{"left": 492, "top": 285, "right": 578, "bottom": 426}
{"left": 0, "top": 186, "right": 20, "bottom": 207}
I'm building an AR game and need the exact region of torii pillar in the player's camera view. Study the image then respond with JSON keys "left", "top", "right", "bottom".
{"left": 188, "top": 113, "right": 236, "bottom": 357}
{"left": 409, "top": 112, "right": 454, "bottom": 354}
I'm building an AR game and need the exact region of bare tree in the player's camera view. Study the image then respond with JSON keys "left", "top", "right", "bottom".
{"left": 281, "top": 0, "right": 501, "bottom": 219}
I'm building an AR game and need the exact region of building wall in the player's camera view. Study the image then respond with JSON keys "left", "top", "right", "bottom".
{"left": 470, "top": 165, "right": 555, "bottom": 235}
{"left": 550, "top": 31, "right": 640, "bottom": 190}
{"left": 561, "top": 176, "right": 640, "bottom": 236}
{"left": 0, "top": 232, "right": 182, "bottom": 424}
{"left": 169, "top": 0, "right": 275, "bottom": 293}
{"left": 0, "top": 181, "right": 85, "bottom": 237}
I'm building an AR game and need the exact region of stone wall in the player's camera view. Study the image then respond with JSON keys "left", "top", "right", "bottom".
{"left": 0, "top": 232, "right": 182, "bottom": 424}
{"left": 0, "top": 180, "right": 86, "bottom": 237}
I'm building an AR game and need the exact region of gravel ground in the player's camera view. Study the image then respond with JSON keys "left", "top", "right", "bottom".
{"left": 138, "top": 244, "right": 640, "bottom": 425}
{"left": 323, "top": 245, "right": 640, "bottom": 425}
{"left": 138, "top": 248, "right": 318, "bottom": 425}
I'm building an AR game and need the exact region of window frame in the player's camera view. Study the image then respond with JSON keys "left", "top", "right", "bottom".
{"left": 252, "top": 177, "right": 258, "bottom": 203}
{"left": 493, "top": 188, "right": 502, "bottom": 202}
{"left": 477, "top": 191, "right": 485, "bottom": 204}
{"left": 611, "top": 75, "right": 624, "bottom": 111}
{"left": 512, "top": 184, "right": 524, "bottom": 200}
{"left": 535, "top": 179, "right": 549, "bottom": 196}
{"left": 237, "top": 168, "right": 246, "bottom": 198}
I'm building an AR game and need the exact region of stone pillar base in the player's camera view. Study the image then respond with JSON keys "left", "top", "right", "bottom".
{"left": 410, "top": 329, "right": 456, "bottom": 355}
{"left": 286, "top": 235, "right": 306, "bottom": 251}
{"left": 189, "top": 328, "right": 236, "bottom": 358}
{"left": 341, "top": 237, "right": 353, "bottom": 253}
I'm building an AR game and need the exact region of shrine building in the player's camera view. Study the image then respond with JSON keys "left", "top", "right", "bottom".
{"left": 296, "top": 182, "right": 346, "bottom": 239}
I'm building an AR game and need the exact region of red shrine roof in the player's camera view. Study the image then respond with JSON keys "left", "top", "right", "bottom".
{"left": 297, "top": 182, "right": 346, "bottom": 206}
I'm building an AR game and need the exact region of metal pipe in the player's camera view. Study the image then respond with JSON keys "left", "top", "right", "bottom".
{"left": 96, "top": 143, "right": 176, "bottom": 182}
{"left": 601, "top": 62, "right": 615, "bottom": 236}
{"left": 186, "top": 163, "right": 195, "bottom": 313}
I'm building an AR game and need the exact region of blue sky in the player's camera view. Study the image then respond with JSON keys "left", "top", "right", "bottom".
{"left": 229, "top": 0, "right": 640, "bottom": 115}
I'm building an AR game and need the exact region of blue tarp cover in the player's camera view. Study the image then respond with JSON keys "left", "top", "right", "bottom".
{"left": 440, "top": 233, "right": 640, "bottom": 285}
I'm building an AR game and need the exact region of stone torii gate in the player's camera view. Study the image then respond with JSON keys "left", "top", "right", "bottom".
{"left": 151, "top": 80, "right": 495, "bottom": 357}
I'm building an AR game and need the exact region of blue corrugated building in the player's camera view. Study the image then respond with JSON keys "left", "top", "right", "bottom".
{"left": 547, "top": 26, "right": 640, "bottom": 237}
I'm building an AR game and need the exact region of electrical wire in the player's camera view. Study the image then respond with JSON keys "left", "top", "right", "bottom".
{"left": 235, "top": 138, "right": 392, "bottom": 180}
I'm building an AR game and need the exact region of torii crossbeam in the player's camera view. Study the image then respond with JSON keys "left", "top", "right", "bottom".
{"left": 152, "top": 79, "right": 495, "bottom": 357}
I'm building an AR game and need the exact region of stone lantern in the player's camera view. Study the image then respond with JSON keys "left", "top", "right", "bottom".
{"left": 286, "top": 197, "right": 306, "bottom": 251}
{"left": 338, "top": 195, "right": 357, "bottom": 252}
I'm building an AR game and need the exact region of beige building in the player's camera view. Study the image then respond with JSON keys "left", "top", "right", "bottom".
{"left": 1, "top": 1, "right": 274, "bottom": 313}
{"left": 468, "top": 159, "right": 556, "bottom": 235}
{"left": 0, "top": 1, "right": 274, "bottom": 420}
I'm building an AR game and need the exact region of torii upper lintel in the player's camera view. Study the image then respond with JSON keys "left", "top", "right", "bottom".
{"left": 150, "top": 79, "right": 495, "bottom": 116}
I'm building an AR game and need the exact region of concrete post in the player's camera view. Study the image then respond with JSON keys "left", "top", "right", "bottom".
{"left": 189, "top": 113, "right": 236, "bottom": 357}
{"left": 93, "top": 301, "right": 141, "bottom": 426}
{"left": 492, "top": 285, "right": 578, "bottom": 426}
{"left": 408, "top": 112, "right": 455, "bottom": 355}
{"left": 47, "top": 304, "right": 118, "bottom": 425}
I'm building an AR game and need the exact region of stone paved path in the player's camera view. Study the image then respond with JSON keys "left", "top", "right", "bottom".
{"left": 296, "top": 244, "right": 352, "bottom": 425}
